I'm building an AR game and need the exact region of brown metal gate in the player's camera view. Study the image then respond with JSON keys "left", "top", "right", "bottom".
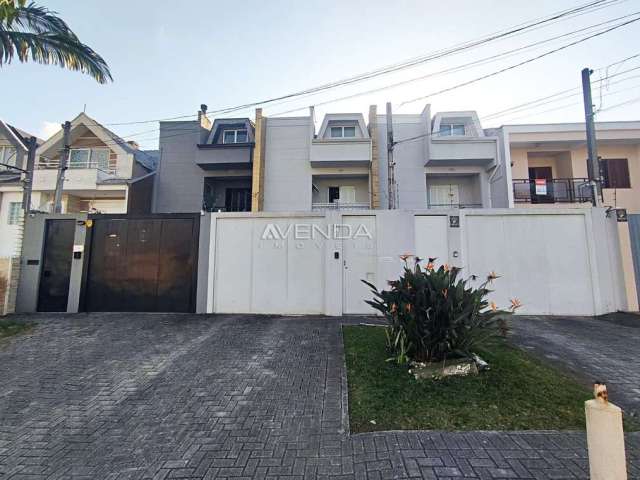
{"left": 80, "top": 214, "right": 199, "bottom": 313}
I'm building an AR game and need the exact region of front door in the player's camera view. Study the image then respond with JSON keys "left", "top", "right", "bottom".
{"left": 429, "top": 184, "right": 460, "bottom": 208}
{"left": 342, "top": 215, "right": 377, "bottom": 314}
{"left": 528, "top": 167, "right": 554, "bottom": 203}
{"left": 37, "top": 219, "right": 75, "bottom": 312}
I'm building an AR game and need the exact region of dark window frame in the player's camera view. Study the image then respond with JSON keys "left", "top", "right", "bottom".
{"left": 599, "top": 158, "right": 631, "bottom": 189}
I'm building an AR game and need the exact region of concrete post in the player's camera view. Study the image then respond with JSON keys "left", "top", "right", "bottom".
{"left": 585, "top": 397, "right": 627, "bottom": 480}
{"left": 251, "top": 108, "right": 266, "bottom": 212}
{"left": 368, "top": 105, "right": 380, "bottom": 209}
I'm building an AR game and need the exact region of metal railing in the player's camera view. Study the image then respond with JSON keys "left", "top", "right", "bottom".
{"left": 312, "top": 202, "right": 370, "bottom": 211}
{"left": 427, "top": 203, "right": 483, "bottom": 209}
{"left": 512, "top": 178, "right": 592, "bottom": 204}
{"left": 36, "top": 158, "right": 116, "bottom": 175}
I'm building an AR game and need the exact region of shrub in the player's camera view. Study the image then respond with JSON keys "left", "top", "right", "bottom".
{"left": 363, "top": 256, "right": 519, "bottom": 365}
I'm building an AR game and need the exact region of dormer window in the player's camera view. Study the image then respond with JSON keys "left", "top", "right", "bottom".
{"left": 439, "top": 124, "right": 465, "bottom": 136}
{"left": 222, "top": 129, "right": 248, "bottom": 144}
{"left": 330, "top": 126, "right": 356, "bottom": 138}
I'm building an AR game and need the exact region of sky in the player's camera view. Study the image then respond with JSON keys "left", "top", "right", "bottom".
{"left": 2, "top": 0, "right": 640, "bottom": 149}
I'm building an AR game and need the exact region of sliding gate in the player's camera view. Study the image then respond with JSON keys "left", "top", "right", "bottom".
{"left": 81, "top": 214, "right": 199, "bottom": 313}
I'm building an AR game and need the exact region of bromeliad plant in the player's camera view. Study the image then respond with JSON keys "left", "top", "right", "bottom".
{"left": 363, "top": 255, "right": 521, "bottom": 365}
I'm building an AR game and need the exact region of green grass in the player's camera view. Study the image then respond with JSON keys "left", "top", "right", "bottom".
{"left": 0, "top": 319, "right": 33, "bottom": 340}
{"left": 344, "top": 325, "right": 598, "bottom": 432}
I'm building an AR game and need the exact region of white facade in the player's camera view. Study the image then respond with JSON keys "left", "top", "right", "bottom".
{"left": 203, "top": 208, "right": 625, "bottom": 316}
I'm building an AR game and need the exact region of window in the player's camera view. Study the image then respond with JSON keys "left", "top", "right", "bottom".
{"left": 329, "top": 126, "right": 356, "bottom": 138}
{"left": 222, "top": 129, "right": 248, "bottom": 144}
{"left": 8, "top": 201, "right": 22, "bottom": 225}
{"left": 439, "top": 124, "right": 465, "bottom": 136}
{"left": 68, "top": 148, "right": 110, "bottom": 170}
{"left": 328, "top": 185, "right": 356, "bottom": 203}
{"left": 599, "top": 158, "right": 630, "bottom": 188}
{"left": 0, "top": 146, "right": 17, "bottom": 170}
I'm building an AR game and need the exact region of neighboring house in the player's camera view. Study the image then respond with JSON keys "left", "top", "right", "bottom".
{"left": 154, "top": 104, "right": 509, "bottom": 213}
{"left": 153, "top": 109, "right": 255, "bottom": 213}
{"left": 374, "top": 107, "right": 506, "bottom": 209}
{"left": 263, "top": 110, "right": 372, "bottom": 211}
{"left": 496, "top": 121, "right": 640, "bottom": 310}
{"left": 34, "top": 112, "right": 157, "bottom": 216}
{"left": 0, "top": 120, "right": 43, "bottom": 258}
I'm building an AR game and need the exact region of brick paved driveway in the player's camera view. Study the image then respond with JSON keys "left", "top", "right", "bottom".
{"left": 0, "top": 314, "right": 638, "bottom": 480}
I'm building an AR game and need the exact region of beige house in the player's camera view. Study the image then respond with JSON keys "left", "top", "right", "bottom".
{"left": 499, "top": 121, "right": 640, "bottom": 311}
{"left": 34, "top": 112, "right": 157, "bottom": 216}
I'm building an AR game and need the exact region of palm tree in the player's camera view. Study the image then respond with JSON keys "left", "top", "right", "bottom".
{"left": 0, "top": 1, "right": 112, "bottom": 83}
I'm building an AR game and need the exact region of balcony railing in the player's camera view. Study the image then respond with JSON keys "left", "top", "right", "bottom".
{"left": 513, "top": 178, "right": 592, "bottom": 204}
{"left": 312, "top": 202, "right": 370, "bottom": 211}
{"left": 36, "top": 159, "right": 116, "bottom": 175}
{"left": 427, "top": 203, "right": 483, "bottom": 209}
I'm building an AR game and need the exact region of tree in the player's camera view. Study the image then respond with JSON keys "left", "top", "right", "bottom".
{"left": 0, "top": 0, "right": 112, "bottom": 83}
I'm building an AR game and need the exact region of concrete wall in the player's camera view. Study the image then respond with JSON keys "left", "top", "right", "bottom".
{"left": 263, "top": 117, "right": 313, "bottom": 211}
{"left": 0, "top": 190, "right": 23, "bottom": 257}
{"left": 153, "top": 121, "right": 204, "bottom": 213}
{"left": 16, "top": 213, "right": 87, "bottom": 313}
{"left": 202, "top": 208, "right": 625, "bottom": 316}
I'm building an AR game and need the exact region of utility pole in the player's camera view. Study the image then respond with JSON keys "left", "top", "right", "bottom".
{"left": 386, "top": 102, "right": 397, "bottom": 209}
{"left": 21, "top": 136, "right": 37, "bottom": 213}
{"left": 53, "top": 121, "right": 71, "bottom": 213}
{"left": 581, "top": 68, "right": 601, "bottom": 207}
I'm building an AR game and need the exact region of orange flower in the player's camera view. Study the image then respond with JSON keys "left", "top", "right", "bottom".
{"left": 391, "top": 303, "right": 397, "bottom": 313}
{"left": 426, "top": 262, "right": 434, "bottom": 271}
{"left": 510, "top": 298, "right": 522, "bottom": 310}
{"left": 443, "top": 264, "right": 450, "bottom": 272}
{"left": 487, "top": 271, "right": 499, "bottom": 283}
{"left": 490, "top": 301, "right": 497, "bottom": 312}
{"left": 399, "top": 253, "right": 413, "bottom": 261}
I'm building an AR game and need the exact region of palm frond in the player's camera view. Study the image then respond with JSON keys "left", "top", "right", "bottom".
{"left": 0, "top": 2, "right": 112, "bottom": 83}
{"left": 0, "top": 30, "right": 112, "bottom": 83}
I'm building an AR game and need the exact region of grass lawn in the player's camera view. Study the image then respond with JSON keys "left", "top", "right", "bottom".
{"left": 344, "top": 325, "right": 597, "bottom": 432}
{"left": 0, "top": 319, "right": 33, "bottom": 340}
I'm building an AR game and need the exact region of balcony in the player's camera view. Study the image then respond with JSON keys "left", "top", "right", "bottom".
{"left": 195, "top": 143, "right": 254, "bottom": 170}
{"left": 312, "top": 202, "right": 370, "bottom": 211}
{"left": 512, "top": 178, "right": 593, "bottom": 204}
{"left": 310, "top": 139, "right": 371, "bottom": 168}
{"left": 428, "top": 138, "right": 497, "bottom": 168}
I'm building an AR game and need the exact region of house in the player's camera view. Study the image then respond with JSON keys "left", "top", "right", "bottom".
{"left": 373, "top": 106, "right": 506, "bottom": 210}
{"left": 153, "top": 106, "right": 255, "bottom": 213}
{"left": 34, "top": 112, "right": 157, "bottom": 215}
{"left": 496, "top": 121, "right": 640, "bottom": 310}
{"left": 154, "top": 104, "right": 509, "bottom": 213}
{"left": 0, "top": 121, "right": 43, "bottom": 258}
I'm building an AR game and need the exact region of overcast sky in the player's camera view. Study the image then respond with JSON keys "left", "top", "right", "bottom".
{"left": 2, "top": 0, "right": 640, "bottom": 148}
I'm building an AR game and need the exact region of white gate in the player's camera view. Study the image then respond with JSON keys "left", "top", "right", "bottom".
{"left": 342, "top": 216, "right": 377, "bottom": 314}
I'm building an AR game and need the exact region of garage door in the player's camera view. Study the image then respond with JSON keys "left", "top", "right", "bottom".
{"left": 465, "top": 214, "right": 594, "bottom": 315}
{"left": 213, "top": 217, "right": 325, "bottom": 314}
{"left": 82, "top": 215, "right": 199, "bottom": 312}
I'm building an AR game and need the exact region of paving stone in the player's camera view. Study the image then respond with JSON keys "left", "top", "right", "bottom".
{"left": 0, "top": 313, "right": 638, "bottom": 479}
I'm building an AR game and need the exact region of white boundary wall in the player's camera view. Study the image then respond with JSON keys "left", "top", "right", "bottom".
{"left": 201, "top": 208, "right": 626, "bottom": 316}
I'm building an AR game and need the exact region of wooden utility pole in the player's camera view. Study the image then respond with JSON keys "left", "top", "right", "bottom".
{"left": 21, "top": 136, "right": 37, "bottom": 213}
{"left": 386, "top": 102, "right": 397, "bottom": 209}
{"left": 53, "top": 121, "right": 71, "bottom": 213}
{"left": 581, "top": 68, "right": 601, "bottom": 207}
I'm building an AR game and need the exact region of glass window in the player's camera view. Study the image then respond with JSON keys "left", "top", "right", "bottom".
{"left": 1, "top": 146, "right": 17, "bottom": 168}
{"left": 8, "top": 201, "right": 22, "bottom": 225}
{"left": 439, "top": 124, "right": 465, "bottom": 136}
{"left": 69, "top": 149, "right": 89, "bottom": 168}
{"left": 329, "top": 126, "right": 357, "bottom": 138}
{"left": 343, "top": 126, "right": 356, "bottom": 137}
{"left": 91, "top": 148, "right": 110, "bottom": 170}
{"left": 222, "top": 129, "right": 248, "bottom": 144}
{"left": 330, "top": 127, "right": 343, "bottom": 138}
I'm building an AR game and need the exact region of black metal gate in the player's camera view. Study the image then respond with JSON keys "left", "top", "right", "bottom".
{"left": 80, "top": 214, "right": 199, "bottom": 313}
{"left": 38, "top": 219, "right": 76, "bottom": 312}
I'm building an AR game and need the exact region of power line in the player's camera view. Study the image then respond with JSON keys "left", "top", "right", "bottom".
{"left": 398, "top": 15, "right": 640, "bottom": 107}
{"left": 80, "top": 0, "right": 617, "bottom": 128}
